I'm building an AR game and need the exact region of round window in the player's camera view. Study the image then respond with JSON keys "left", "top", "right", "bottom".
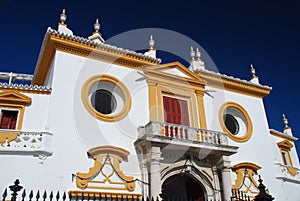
{"left": 91, "top": 89, "right": 117, "bottom": 115}
{"left": 82, "top": 75, "right": 132, "bottom": 122}
{"left": 224, "top": 114, "right": 239, "bottom": 135}
{"left": 219, "top": 102, "right": 253, "bottom": 142}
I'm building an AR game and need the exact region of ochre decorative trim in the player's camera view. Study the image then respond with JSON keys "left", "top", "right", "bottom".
{"left": 277, "top": 140, "right": 293, "bottom": 149}
{"left": 32, "top": 34, "right": 159, "bottom": 85}
{"left": 76, "top": 145, "right": 136, "bottom": 191}
{"left": 270, "top": 129, "right": 297, "bottom": 142}
{"left": 0, "top": 90, "right": 32, "bottom": 105}
{"left": 145, "top": 62, "right": 207, "bottom": 129}
{"left": 198, "top": 70, "right": 271, "bottom": 98}
{"left": 219, "top": 102, "right": 253, "bottom": 143}
{"left": 277, "top": 140, "right": 296, "bottom": 175}
{"left": 68, "top": 191, "right": 142, "bottom": 200}
{"left": 0, "top": 131, "right": 20, "bottom": 145}
{"left": 232, "top": 162, "right": 261, "bottom": 197}
{"left": 88, "top": 146, "right": 130, "bottom": 160}
{"left": 81, "top": 75, "right": 132, "bottom": 122}
{"left": 0, "top": 91, "right": 31, "bottom": 130}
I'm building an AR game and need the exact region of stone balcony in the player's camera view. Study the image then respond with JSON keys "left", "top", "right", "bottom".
{"left": 136, "top": 121, "right": 238, "bottom": 158}
{"left": 275, "top": 162, "right": 300, "bottom": 184}
{"left": 0, "top": 129, "right": 53, "bottom": 157}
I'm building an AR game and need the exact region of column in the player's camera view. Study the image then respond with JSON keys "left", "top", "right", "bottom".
{"left": 219, "top": 156, "right": 232, "bottom": 201}
{"left": 150, "top": 146, "right": 161, "bottom": 199}
{"left": 195, "top": 90, "right": 207, "bottom": 129}
{"left": 212, "top": 166, "right": 222, "bottom": 201}
{"left": 148, "top": 81, "right": 158, "bottom": 121}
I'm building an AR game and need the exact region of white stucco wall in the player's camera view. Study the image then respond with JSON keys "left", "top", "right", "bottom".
{"left": 203, "top": 85, "right": 300, "bottom": 201}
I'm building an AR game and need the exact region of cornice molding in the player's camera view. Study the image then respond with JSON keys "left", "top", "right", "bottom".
{"left": 198, "top": 70, "right": 271, "bottom": 98}
{"left": 32, "top": 29, "right": 159, "bottom": 85}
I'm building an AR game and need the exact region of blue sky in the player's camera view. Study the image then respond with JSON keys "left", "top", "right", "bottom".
{"left": 0, "top": 1, "right": 299, "bottom": 152}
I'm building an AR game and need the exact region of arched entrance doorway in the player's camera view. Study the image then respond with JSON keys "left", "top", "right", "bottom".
{"left": 162, "top": 174, "right": 205, "bottom": 201}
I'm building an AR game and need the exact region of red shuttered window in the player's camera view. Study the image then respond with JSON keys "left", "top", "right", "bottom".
{"left": 0, "top": 110, "right": 18, "bottom": 129}
{"left": 163, "top": 96, "right": 189, "bottom": 126}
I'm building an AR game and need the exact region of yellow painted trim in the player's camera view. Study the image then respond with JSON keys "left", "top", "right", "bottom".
{"left": 0, "top": 131, "right": 20, "bottom": 145}
{"left": 198, "top": 70, "right": 271, "bottom": 98}
{"left": 0, "top": 90, "right": 32, "bottom": 105}
{"left": 219, "top": 102, "right": 253, "bottom": 143}
{"left": 232, "top": 162, "right": 261, "bottom": 172}
{"left": 0, "top": 104, "right": 25, "bottom": 130}
{"left": 81, "top": 74, "right": 132, "bottom": 122}
{"left": 277, "top": 140, "right": 293, "bottom": 149}
{"left": 88, "top": 145, "right": 130, "bottom": 160}
{"left": 195, "top": 90, "right": 207, "bottom": 129}
{"left": 32, "top": 34, "right": 159, "bottom": 85}
{"left": 76, "top": 146, "right": 135, "bottom": 191}
{"left": 147, "top": 61, "right": 207, "bottom": 85}
{"left": 270, "top": 129, "right": 297, "bottom": 142}
{"left": 277, "top": 140, "right": 294, "bottom": 169}
{"left": 287, "top": 167, "right": 297, "bottom": 176}
{"left": 145, "top": 62, "right": 206, "bottom": 129}
{"left": 68, "top": 191, "right": 142, "bottom": 199}
{"left": 231, "top": 162, "right": 261, "bottom": 195}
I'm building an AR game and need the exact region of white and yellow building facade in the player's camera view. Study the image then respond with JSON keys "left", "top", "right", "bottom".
{"left": 0, "top": 10, "right": 299, "bottom": 201}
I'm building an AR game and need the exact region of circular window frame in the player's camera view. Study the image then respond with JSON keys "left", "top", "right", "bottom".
{"left": 219, "top": 102, "right": 253, "bottom": 142}
{"left": 81, "top": 75, "right": 132, "bottom": 122}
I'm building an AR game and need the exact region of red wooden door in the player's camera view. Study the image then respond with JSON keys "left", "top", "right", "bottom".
{"left": 0, "top": 110, "right": 18, "bottom": 129}
{"left": 163, "top": 96, "right": 190, "bottom": 126}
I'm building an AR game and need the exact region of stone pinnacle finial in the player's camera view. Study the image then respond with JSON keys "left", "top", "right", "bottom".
{"left": 149, "top": 35, "right": 155, "bottom": 49}
{"left": 283, "top": 114, "right": 289, "bottom": 128}
{"left": 251, "top": 64, "right": 256, "bottom": 77}
{"left": 190, "top": 46, "right": 195, "bottom": 60}
{"left": 94, "top": 19, "right": 100, "bottom": 33}
{"left": 60, "top": 9, "right": 67, "bottom": 24}
{"left": 196, "top": 48, "right": 201, "bottom": 60}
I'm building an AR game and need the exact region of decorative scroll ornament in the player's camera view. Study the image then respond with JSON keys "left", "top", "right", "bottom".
{"left": 232, "top": 162, "right": 262, "bottom": 198}
{"left": 76, "top": 146, "right": 135, "bottom": 192}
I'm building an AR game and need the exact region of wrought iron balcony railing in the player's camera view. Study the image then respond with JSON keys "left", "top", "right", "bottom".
{"left": 138, "top": 121, "right": 228, "bottom": 146}
{"left": 0, "top": 129, "right": 53, "bottom": 157}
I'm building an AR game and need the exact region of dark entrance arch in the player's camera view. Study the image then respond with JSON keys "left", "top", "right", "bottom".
{"left": 162, "top": 174, "right": 205, "bottom": 201}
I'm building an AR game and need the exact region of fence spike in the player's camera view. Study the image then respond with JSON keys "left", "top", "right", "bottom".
{"left": 75, "top": 192, "right": 78, "bottom": 201}
{"left": 62, "top": 192, "right": 66, "bottom": 201}
{"left": 92, "top": 193, "right": 96, "bottom": 201}
{"left": 36, "top": 190, "right": 40, "bottom": 201}
{"left": 68, "top": 192, "right": 72, "bottom": 201}
{"left": 29, "top": 190, "right": 34, "bottom": 201}
{"left": 43, "top": 191, "right": 47, "bottom": 201}
{"left": 2, "top": 188, "right": 7, "bottom": 201}
{"left": 115, "top": 195, "right": 119, "bottom": 201}
{"left": 21, "top": 189, "right": 26, "bottom": 201}
{"left": 80, "top": 192, "right": 84, "bottom": 201}
{"left": 99, "top": 193, "right": 102, "bottom": 201}
{"left": 87, "top": 193, "right": 90, "bottom": 201}
{"left": 49, "top": 191, "right": 53, "bottom": 201}
{"left": 56, "top": 192, "right": 60, "bottom": 201}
